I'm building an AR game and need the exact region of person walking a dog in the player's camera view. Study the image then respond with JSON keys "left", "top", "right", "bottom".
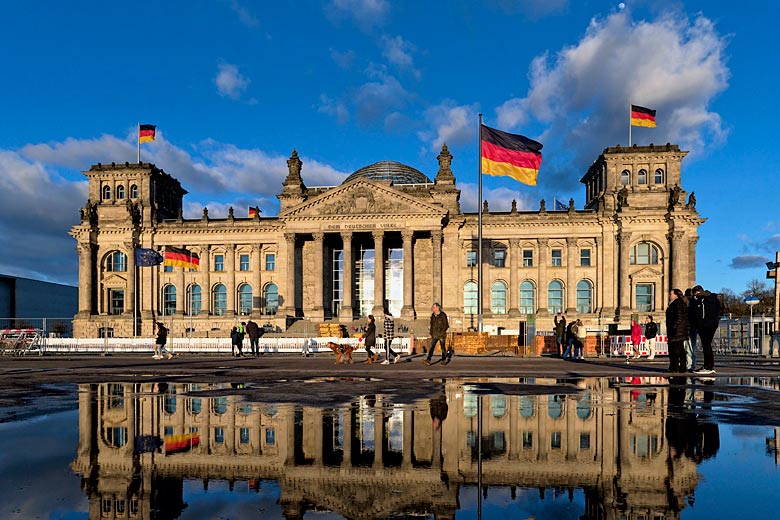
{"left": 361, "top": 314, "right": 378, "bottom": 363}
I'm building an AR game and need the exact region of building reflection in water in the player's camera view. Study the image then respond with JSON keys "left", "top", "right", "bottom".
{"left": 70, "top": 377, "right": 721, "bottom": 519}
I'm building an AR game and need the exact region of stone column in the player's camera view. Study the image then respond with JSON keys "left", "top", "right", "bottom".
{"left": 593, "top": 237, "right": 601, "bottom": 314}
{"left": 312, "top": 233, "right": 325, "bottom": 320}
{"left": 401, "top": 230, "right": 415, "bottom": 319}
{"left": 176, "top": 245, "right": 186, "bottom": 316}
{"left": 565, "top": 237, "right": 578, "bottom": 314}
{"left": 537, "top": 238, "right": 549, "bottom": 314}
{"left": 402, "top": 409, "right": 414, "bottom": 468}
{"left": 373, "top": 399, "right": 385, "bottom": 468}
{"left": 124, "top": 241, "right": 135, "bottom": 317}
{"left": 200, "top": 246, "right": 211, "bottom": 315}
{"left": 669, "top": 230, "right": 685, "bottom": 292}
{"left": 339, "top": 232, "right": 354, "bottom": 321}
{"left": 341, "top": 406, "right": 353, "bottom": 467}
{"left": 508, "top": 239, "right": 521, "bottom": 317}
{"left": 77, "top": 243, "right": 93, "bottom": 316}
{"left": 225, "top": 244, "right": 236, "bottom": 316}
{"left": 285, "top": 233, "right": 296, "bottom": 316}
{"left": 372, "top": 231, "right": 385, "bottom": 315}
{"left": 431, "top": 230, "right": 443, "bottom": 306}
{"left": 688, "top": 236, "right": 699, "bottom": 292}
{"left": 252, "top": 244, "right": 262, "bottom": 317}
{"left": 618, "top": 232, "right": 632, "bottom": 313}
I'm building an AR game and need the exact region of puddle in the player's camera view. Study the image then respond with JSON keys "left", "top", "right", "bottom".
{"left": 1, "top": 377, "right": 780, "bottom": 518}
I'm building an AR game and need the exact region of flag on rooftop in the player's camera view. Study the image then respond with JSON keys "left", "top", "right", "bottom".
{"left": 630, "top": 105, "right": 656, "bottom": 128}
{"left": 248, "top": 206, "right": 260, "bottom": 218}
{"left": 480, "top": 124, "right": 543, "bottom": 186}
{"left": 554, "top": 198, "right": 568, "bottom": 211}
{"left": 139, "top": 124, "right": 156, "bottom": 143}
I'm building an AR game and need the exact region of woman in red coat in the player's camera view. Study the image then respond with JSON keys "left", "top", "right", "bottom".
{"left": 630, "top": 320, "right": 643, "bottom": 359}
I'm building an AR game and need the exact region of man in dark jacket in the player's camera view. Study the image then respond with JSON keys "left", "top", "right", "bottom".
{"left": 554, "top": 312, "right": 566, "bottom": 357}
{"left": 245, "top": 319, "right": 262, "bottom": 356}
{"left": 690, "top": 285, "right": 720, "bottom": 374}
{"left": 666, "top": 289, "right": 690, "bottom": 373}
{"left": 424, "top": 303, "right": 450, "bottom": 366}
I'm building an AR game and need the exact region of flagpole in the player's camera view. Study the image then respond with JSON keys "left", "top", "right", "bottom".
{"left": 478, "top": 113, "right": 484, "bottom": 333}
{"left": 628, "top": 103, "right": 632, "bottom": 147}
{"left": 137, "top": 122, "right": 141, "bottom": 163}
{"left": 189, "top": 248, "right": 193, "bottom": 341}
{"left": 134, "top": 253, "right": 138, "bottom": 338}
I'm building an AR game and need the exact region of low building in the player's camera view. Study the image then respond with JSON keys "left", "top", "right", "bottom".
{"left": 0, "top": 274, "right": 77, "bottom": 332}
{"left": 70, "top": 143, "right": 703, "bottom": 338}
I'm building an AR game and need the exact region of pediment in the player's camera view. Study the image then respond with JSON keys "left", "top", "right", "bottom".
{"left": 629, "top": 266, "right": 662, "bottom": 279}
{"left": 102, "top": 273, "right": 127, "bottom": 286}
{"left": 280, "top": 178, "right": 446, "bottom": 218}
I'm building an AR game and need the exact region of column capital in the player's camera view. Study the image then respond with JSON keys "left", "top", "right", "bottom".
{"left": 509, "top": 238, "right": 521, "bottom": 248}
{"left": 566, "top": 237, "right": 578, "bottom": 247}
{"left": 537, "top": 238, "right": 548, "bottom": 247}
{"left": 401, "top": 229, "right": 414, "bottom": 240}
{"left": 340, "top": 230, "right": 353, "bottom": 241}
{"left": 224, "top": 243, "right": 235, "bottom": 252}
{"left": 313, "top": 232, "right": 325, "bottom": 242}
{"left": 371, "top": 230, "right": 384, "bottom": 241}
{"left": 76, "top": 242, "right": 93, "bottom": 255}
{"left": 253, "top": 243, "right": 262, "bottom": 253}
{"left": 618, "top": 231, "right": 632, "bottom": 244}
{"left": 284, "top": 232, "right": 296, "bottom": 244}
{"left": 667, "top": 230, "right": 685, "bottom": 242}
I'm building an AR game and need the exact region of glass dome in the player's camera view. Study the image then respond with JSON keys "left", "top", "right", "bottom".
{"left": 343, "top": 161, "right": 432, "bottom": 185}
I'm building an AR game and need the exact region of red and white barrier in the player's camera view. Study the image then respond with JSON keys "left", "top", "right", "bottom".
{"left": 609, "top": 335, "right": 668, "bottom": 357}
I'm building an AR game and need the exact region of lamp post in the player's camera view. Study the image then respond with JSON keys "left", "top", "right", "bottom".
{"left": 745, "top": 296, "right": 760, "bottom": 353}
{"left": 767, "top": 253, "right": 780, "bottom": 334}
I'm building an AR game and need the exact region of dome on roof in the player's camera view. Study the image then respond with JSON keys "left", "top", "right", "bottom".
{"left": 343, "top": 160, "right": 433, "bottom": 185}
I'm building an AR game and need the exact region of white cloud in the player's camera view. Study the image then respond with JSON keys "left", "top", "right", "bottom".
{"left": 215, "top": 63, "right": 254, "bottom": 102}
{"left": 326, "top": 0, "right": 390, "bottom": 31}
{"left": 380, "top": 35, "right": 420, "bottom": 78}
{"left": 495, "top": 10, "right": 730, "bottom": 189}
{"left": 490, "top": 0, "right": 569, "bottom": 19}
{"left": 224, "top": 0, "right": 259, "bottom": 27}
{"left": 418, "top": 101, "right": 479, "bottom": 151}
{"left": 458, "top": 183, "right": 537, "bottom": 213}
{"left": 317, "top": 94, "right": 350, "bottom": 124}
{"left": 352, "top": 68, "right": 411, "bottom": 125}
{"left": 329, "top": 48, "right": 356, "bottom": 69}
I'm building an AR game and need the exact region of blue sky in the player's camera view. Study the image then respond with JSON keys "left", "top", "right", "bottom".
{"left": 1, "top": 0, "right": 777, "bottom": 294}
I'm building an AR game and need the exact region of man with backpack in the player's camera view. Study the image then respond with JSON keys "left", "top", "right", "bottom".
{"left": 690, "top": 285, "right": 721, "bottom": 375}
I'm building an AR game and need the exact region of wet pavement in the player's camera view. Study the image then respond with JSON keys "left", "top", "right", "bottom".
{"left": 1, "top": 355, "right": 780, "bottom": 518}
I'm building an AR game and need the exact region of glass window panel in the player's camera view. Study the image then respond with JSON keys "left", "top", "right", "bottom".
{"left": 213, "top": 284, "right": 227, "bottom": 316}
{"left": 464, "top": 281, "right": 477, "bottom": 315}
{"left": 466, "top": 251, "right": 477, "bottom": 267}
{"left": 163, "top": 285, "right": 176, "bottom": 315}
{"left": 494, "top": 249, "right": 506, "bottom": 267}
{"left": 551, "top": 249, "right": 562, "bottom": 267}
{"left": 576, "top": 280, "right": 592, "bottom": 314}
{"left": 636, "top": 283, "right": 653, "bottom": 312}
{"left": 265, "top": 253, "right": 275, "bottom": 271}
{"left": 519, "top": 281, "right": 535, "bottom": 315}
{"left": 238, "top": 284, "right": 252, "bottom": 315}
{"left": 580, "top": 249, "right": 591, "bottom": 267}
{"left": 522, "top": 250, "right": 533, "bottom": 267}
{"left": 239, "top": 254, "right": 250, "bottom": 271}
{"left": 264, "top": 283, "right": 279, "bottom": 315}
{"left": 214, "top": 254, "right": 224, "bottom": 271}
{"left": 547, "top": 281, "right": 563, "bottom": 314}
{"left": 491, "top": 281, "right": 507, "bottom": 315}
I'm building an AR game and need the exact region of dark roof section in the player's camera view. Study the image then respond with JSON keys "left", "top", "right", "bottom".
{"left": 343, "top": 161, "right": 433, "bottom": 185}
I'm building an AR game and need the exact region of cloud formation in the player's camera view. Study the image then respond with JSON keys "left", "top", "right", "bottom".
{"left": 730, "top": 255, "right": 771, "bottom": 270}
{"left": 224, "top": 0, "right": 259, "bottom": 27}
{"left": 326, "top": 0, "right": 390, "bottom": 31}
{"left": 381, "top": 35, "right": 420, "bottom": 78}
{"left": 418, "top": 101, "right": 479, "bottom": 151}
{"left": 215, "top": 63, "right": 254, "bottom": 103}
{"left": 495, "top": 10, "right": 730, "bottom": 191}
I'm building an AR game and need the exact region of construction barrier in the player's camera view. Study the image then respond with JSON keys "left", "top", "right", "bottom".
{"left": 609, "top": 335, "right": 668, "bottom": 357}
{"left": 0, "top": 328, "right": 44, "bottom": 356}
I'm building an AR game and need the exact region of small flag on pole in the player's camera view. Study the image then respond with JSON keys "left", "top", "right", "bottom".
{"left": 135, "top": 248, "right": 163, "bottom": 267}
{"left": 139, "top": 124, "right": 156, "bottom": 143}
{"left": 164, "top": 246, "right": 200, "bottom": 270}
{"left": 248, "top": 206, "right": 260, "bottom": 218}
{"left": 554, "top": 198, "right": 568, "bottom": 211}
{"left": 630, "top": 105, "right": 656, "bottom": 128}
{"left": 480, "top": 124, "right": 543, "bottom": 186}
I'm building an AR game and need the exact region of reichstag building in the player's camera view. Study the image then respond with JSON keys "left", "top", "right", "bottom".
{"left": 70, "top": 143, "right": 702, "bottom": 338}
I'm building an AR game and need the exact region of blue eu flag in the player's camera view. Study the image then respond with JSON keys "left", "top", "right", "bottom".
{"left": 135, "top": 248, "right": 163, "bottom": 267}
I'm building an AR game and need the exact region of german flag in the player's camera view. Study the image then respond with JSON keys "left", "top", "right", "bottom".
{"left": 164, "top": 246, "right": 200, "bottom": 270}
{"left": 248, "top": 206, "right": 260, "bottom": 218}
{"left": 139, "top": 124, "right": 156, "bottom": 144}
{"left": 480, "top": 124, "right": 543, "bottom": 186}
{"left": 630, "top": 105, "right": 656, "bottom": 128}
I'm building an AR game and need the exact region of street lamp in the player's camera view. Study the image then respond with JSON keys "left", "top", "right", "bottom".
{"left": 745, "top": 296, "right": 760, "bottom": 353}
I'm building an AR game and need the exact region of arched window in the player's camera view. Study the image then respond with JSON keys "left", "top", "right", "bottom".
{"left": 464, "top": 393, "right": 478, "bottom": 418}
{"left": 116, "top": 185, "right": 125, "bottom": 199}
{"left": 491, "top": 395, "right": 507, "bottom": 418}
{"left": 491, "top": 280, "right": 507, "bottom": 314}
{"left": 213, "top": 397, "right": 228, "bottom": 415}
{"left": 547, "top": 394, "right": 564, "bottom": 419}
{"left": 630, "top": 242, "right": 660, "bottom": 265}
{"left": 213, "top": 284, "right": 227, "bottom": 316}
{"left": 106, "top": 251, "right": 127, "bottom": 272}
{"left": 263, "top": 283, "right": 278, "bottom": 315}
{"left": 163, "top": 285, "right": 177, "bottom": 315}
{"left": 238, "top": 284, "right": 252, "bottom": 315}
{"left": 187, "top": 285, "right": 202, "bottom": 315}
{"left": 519, "top": 280, "right": 535, "bottom": 315}
{"left": 463, "top": 281, "right": 477, "bottom": 315}
{"left": 577, "top": 393, "right": 592, "bottom": 420}
{"left": 163, "top": 393, "right": 177, "bottom": 415}
{"left": 519, "top": 396, "right": 536, "bottom": 418}
{"left": 638, "top": 169, "right": 647, "bottom": 185}
{"left": 102, "top": 184, "right": 111, "bottom": 200}
{"left": 189, "top": 398, "right": 202, "bottom": 415}
{"left": 620, "top": 169, "right": 630, "bottom": 185}
{"left": 547, "top": 280, "right": 564, "bottom": 314}
{"left": 130, "top": 184, "right": 139, "bottom": 198}
{"left": 654, "top": 168, "right": 664, "bottom": 184}
{"left": 576, "top": 280, "right": 593, "bottom": 313}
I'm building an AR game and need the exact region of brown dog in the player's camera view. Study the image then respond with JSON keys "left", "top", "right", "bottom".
{"left": 327, "top": 341, "right": 355, "bottom": 364}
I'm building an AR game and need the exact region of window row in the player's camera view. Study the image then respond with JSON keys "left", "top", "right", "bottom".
{"left": 103, "top": 251, "right": 276, "bottom": 273}
{"left": 466, "top": 248, "right": 592, "bottom": 268}
{"left": 462, "top": 394, "right": 592, "bottom": 421}
{"left": 463, "top": 279, "right": 594, "bottom": 315}
{"left": 160, "top": 283, "right": 279, "bottom": 316}
{"left": 620, "top": 168, "right": 665, "bottom": 186}
{"left": 102, "top": 184, "right": 139, "bottom": 201}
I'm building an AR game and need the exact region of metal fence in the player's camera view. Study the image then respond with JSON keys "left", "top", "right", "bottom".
{"left": 0, "top": 318, "right": 73, "bottom": 338}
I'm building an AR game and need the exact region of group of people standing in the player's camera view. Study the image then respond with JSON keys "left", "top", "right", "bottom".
{"left": 230, "top": 319, "right": 265, "bottom": 357}
{"left": 553, "top": 313, "right": 586, "bottom": 360}
{"left": 667, "top": 285, "right": 720, "bottom": 374}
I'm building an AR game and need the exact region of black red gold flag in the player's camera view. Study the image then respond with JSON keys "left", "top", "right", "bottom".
{"left": 480, "top": 124, "right": 543, "bottom": 186}
{"left": 630, "top": 105, "right": 656, "bottom": 128}
{"left": 163, "top": 246, "right": 200, "bottom": 270}
{"left": 139, "top": 124, "right": 156, "bottom": 143}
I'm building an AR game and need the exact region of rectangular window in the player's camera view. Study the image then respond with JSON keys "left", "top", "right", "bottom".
{"left": 265, "top": 428, "right": 276, "bottom": 445}
{"left": 550, "top": 431, "right": 562, "bottom": 449}
{"left": 493, "top": 249, "right": 506, "bottom": 268}
{"left": 110, "top": 289, "right": 124, "bottom": 315}
{"left": 164, "top": 426, "right": 174, "bottom": 437}
{"left": 332, "top": 249, "right": 343, "bottom": 317}
{"left": 522, "top": 431, "right": 533, "bottom": 449}
{"left": 265, "top": 253, "right": 275, "bottom": 271}
{"left": 214, "top": 427, "right": 225, "bottom": 444}
{"left": 239, "top": 254, "right": 250, "bottom": 271}
{"left": 466, "top": 251, "right": 477, "bottom": 267}
{"left": 522, "top": 249, "right": 533, "bottom": 267}
{"left": 580, "top": 249, "right": 591, "bottom": 267}
{"left": 214, "top": 254, "right": 225, "bottom": 271}
{"left": 551, "top": 249, "right": 562, "bottom": 267}
{"left": 164, "top": 265, "right": 173, "bottom": 272}
{"left": 580, "top": 432, "right": 591, "bottom": 450}
{"left": 240, "top": 427, "right": 250, "bottom": 444}
{"left": 636, "top": 284, "right": 653, "bottom": 312}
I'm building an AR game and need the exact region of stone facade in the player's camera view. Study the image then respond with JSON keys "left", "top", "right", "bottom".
{"left": 70, "top": 144, "right": 703, "bottom": 338}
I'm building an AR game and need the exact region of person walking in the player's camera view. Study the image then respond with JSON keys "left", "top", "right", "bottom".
{"left": 245, "top": 319, "right": 262, "bottom": 356}
{"left": 690, "top": 285, "right": 720, "bottom": 375}
{"left": 230, "top": 326, "right": 245, "bottom": 357}
{"left": 574, "top": 319, "right": 586, "bottom": 359}
{"left": 423, "top": 303, "right": 450, "bottom": 366}
{"left": 644, "top": 315, "right": 658, "bottom": 360}
{"left": 153, "top": 322, "right": 173, "bottom": 360}
{"left": 381, "top": 309, "right": 401, "bottom": 364}
{"left": 630, "top": 319, "right": 643, "bottom": 359}
{"left": 666, "top": 289, "right": 690, "bottom": 373}
{"left": 361, "top": 315, "right": 378, "bottom": 364}
{"left": 554, "top": 312, "right": 567, "bottom": 357}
